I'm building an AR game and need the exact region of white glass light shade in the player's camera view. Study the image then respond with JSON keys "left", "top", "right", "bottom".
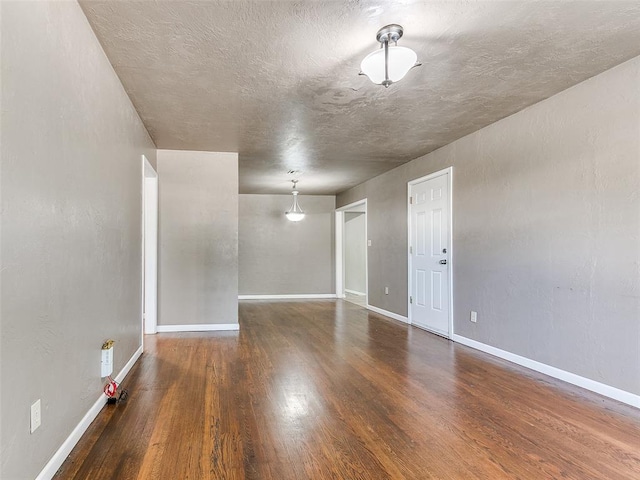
{"left": 285, "top": 191, "right": 305, "bottom": 222}
{"left": 285, "top": 211, "right": 305, "bottom": 222}
{"left": 360, "top": 45, "right": 417, "bottom": 85}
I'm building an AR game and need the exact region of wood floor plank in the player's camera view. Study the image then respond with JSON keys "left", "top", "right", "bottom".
{"left": 54, "top": 300, "right": 640, "bottom": 480}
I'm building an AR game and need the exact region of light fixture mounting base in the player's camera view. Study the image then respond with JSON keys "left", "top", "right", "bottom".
{"left": 376, "top": 24, "right": 403, "bottom": 44}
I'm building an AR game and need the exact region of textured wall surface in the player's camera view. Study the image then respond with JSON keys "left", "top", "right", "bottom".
{"left": 158, "top": 150, "right": 238, "bottom": 326}
{"left": 339, "top": 166, "right": 410, "bottom": 314}
{"left": 337, "top": 56, "right": 640, "bottom": 395}
{"left": 344, "top": 212, "right": 366, "bottom": 294}
{"left": 239, "top": 194, "right": 335, "bottom": 295}
{"left": 0, "top": 2, "right": 156, "bottom": 478}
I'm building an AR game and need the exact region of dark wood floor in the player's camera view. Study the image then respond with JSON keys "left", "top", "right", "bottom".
{"left": 55, "top": 300, "right": 640, "bottom": 479}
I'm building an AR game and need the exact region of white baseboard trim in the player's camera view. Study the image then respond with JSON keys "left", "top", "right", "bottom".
{"left": 36, "top": 346, "right": 144, "bottom": 480}
{"left": 344, "top": 289, "right": 366, "bottom": 296}
{"left": 156, "top": 323, "right": 239, "bottom": 332}
{"left": 366, "top": 304, "right": 409, "bottom": 324}
{"left": 452, "top": 334, "right": 640, "bottom": 409}
{"left": 238, "top": 294, "right": 337, "bottom": 300}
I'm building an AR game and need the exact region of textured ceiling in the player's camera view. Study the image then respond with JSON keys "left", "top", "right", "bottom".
{"left": 79, "top": 1, "right": 640, "bottom": 194}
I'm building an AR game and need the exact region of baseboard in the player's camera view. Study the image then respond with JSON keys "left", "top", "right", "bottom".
{"left": 344, "top": 289, "right": 366, "bottom": 296}
{"left": 156, "top": 323, "right": 240, "bottom": 332}
{"left": 36, "top": 346, "right": 144, "bottom": 480}
{"left": 452, "top": 334, "right": 640, "bottom": 409}
{"left": 366, "top": 304, "right": 409, "bottom": 324}
{"left": 238, "top": 294, "right": 337, "bottom": 300}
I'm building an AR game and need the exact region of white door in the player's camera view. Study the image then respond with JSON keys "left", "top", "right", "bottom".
{"left": 409, "top": 171, "right": 451, "bottom": 336}
{"left": 143, "top": 156, "right": 158, "bottom": 335}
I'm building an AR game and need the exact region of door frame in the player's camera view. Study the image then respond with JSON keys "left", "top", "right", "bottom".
{"left": 335, "top": 199, "right": 368, "bottom": 305}
{"left": 407, "top": 167, "right": 454, "bottom": 338}
{"left": 142, "top": 155, "right": 158, "bottom": 340}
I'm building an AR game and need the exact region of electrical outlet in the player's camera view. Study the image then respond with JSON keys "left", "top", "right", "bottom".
{"left": 470, "top": 311, "right": 478, "bottom": 323}
{"left": 30, "top": 399, "right": 41, "bottom": 433}
{"left": 385, "top": 286, "right": 389, "bottom": 295}
{"left": 101, "top": 345, "right": 114, "bottom": 377}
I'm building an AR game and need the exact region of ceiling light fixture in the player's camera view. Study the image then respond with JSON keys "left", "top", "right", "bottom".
{"left": 285, "top": 180, "right": 305, "bottom": 222}
{"left": 360, "top": 24, "right": 420, "bottom": 88}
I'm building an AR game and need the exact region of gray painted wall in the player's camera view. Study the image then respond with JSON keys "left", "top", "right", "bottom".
{"left": 337, "top": 56, "right": 640, "bottom": 396}
{"left": 239, "top": 194, "right": 335, "bottom": 295}
{"left": 344, "top": 212, "right": 366, "bottom": 294}
{"left": 158, "top": 150, "right": 238, "bottom": 326}
{"left": 338, "top": 167, "right": 409, "bottom": 314}
{"left": 0, "top": 2, "right": 157, "bottom": 478}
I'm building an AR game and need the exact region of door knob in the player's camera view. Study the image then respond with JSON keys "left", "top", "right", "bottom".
{"left": 439, "top": 259, "right": 447, "bottom": 265}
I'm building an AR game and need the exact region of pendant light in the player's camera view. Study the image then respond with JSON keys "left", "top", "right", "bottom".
{"left": 360, "top": 24, "right": 419, "bottom": 88}
{"left": 285, "top": 180, "right": 305, "bottom": 222}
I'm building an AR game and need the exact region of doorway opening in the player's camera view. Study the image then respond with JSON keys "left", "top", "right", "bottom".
{"left": 408, "top": 168, "right": 453, "bottom": 338}
{"left": 142, "top": 155, "right": 158, "bottom": 339}
{"left": 336, "top": 199, "right": 368, "bottom": 307}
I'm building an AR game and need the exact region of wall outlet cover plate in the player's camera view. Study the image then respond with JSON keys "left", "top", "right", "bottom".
{"left": 30, "top": 399, "right": 41, "bottom": 433}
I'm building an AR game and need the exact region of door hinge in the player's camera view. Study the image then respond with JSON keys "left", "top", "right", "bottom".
{"left": 409, "top": 196, "right": 413, "bottom": 204}
{"left": 410, "top": 296, "right": 413, "bottom": 304}
{"left": 409, "top": 245, "right": 413, "bottom": 254}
